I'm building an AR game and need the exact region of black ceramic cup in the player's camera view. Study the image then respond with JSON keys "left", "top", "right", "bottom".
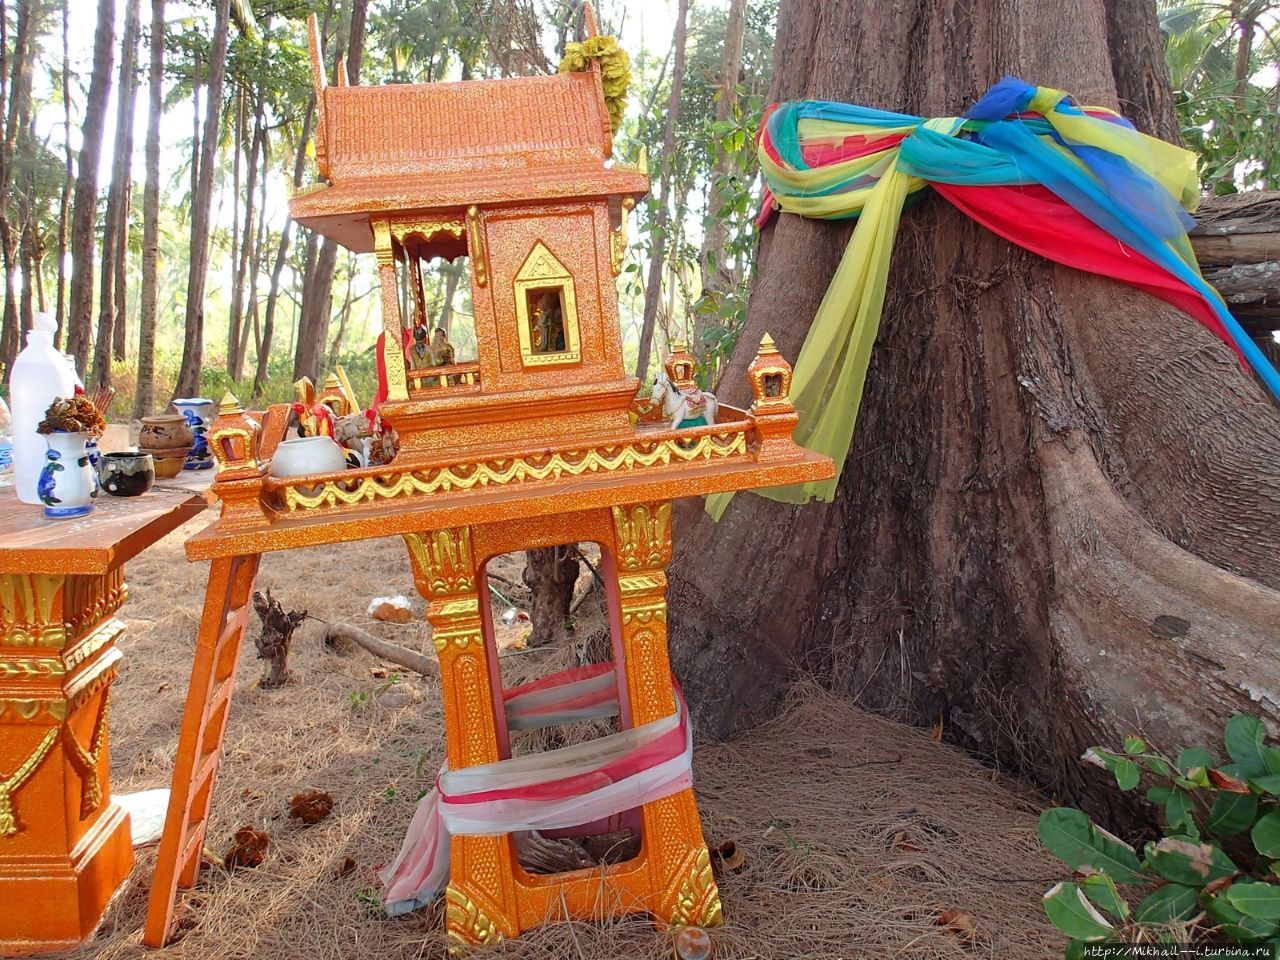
{"left": 99, "top": 451, "right": 155, "bottom": 497}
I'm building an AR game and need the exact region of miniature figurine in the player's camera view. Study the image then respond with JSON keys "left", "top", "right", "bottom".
{"left": 652, "top": 369, "right": 718, "bottom": 430}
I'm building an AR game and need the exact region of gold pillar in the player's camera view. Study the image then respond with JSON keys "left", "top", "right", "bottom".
{"left": 373, "top": 218, "right": 409, "bottom": 403}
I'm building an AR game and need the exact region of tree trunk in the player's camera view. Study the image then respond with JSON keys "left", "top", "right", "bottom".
{"left": 54, "top": 0, "right": 71, "bottom": 348}
{"left": 692, "top": 0, "right": 747, "bottom": 366}
{"left": 1102, "top": 0, "right": 1180, "bottom": 144}
{"left": 133, "top": 0, "right": 164, "bottom": 419}
{"left": 0, "top": 0, "right": 44, "bottom": 376}
{"left": 293, "top": 0, "right": 366, "bottom": 384}
{"left": 666, "top": 0, "right": 1280, "bottom": 824}
{"left": 439, "top": 260, "right": 461, "bottom": 337}
{"left": 229, "top": 82, "right": 265, "bottom": 380}
{"left": 239, "top": 133, "right": 269, "bottom": 375}
{"left": 635, "top": 0, "right": 689, "bottom": 384}
{"left": 91, "top": 0, "right": 140, "bottom": 390}
{"left": 523, "top": 546, "right": 581, "bottom": 647}
{"left": 65, "top": 0, "right": 116, "bottom": 378}
{"left": 173, "top": 0, "right": 231, "bottom": 400}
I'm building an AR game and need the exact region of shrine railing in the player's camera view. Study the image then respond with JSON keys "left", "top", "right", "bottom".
{"left": 260, "top": 416, "right": 755, "bottom": 515}
{"left": 407, "top": 360, "right": 481, "bottom": 392}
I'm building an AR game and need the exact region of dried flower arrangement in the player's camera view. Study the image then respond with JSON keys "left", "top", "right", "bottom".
{"left": 37, "top": 395, "right": 106, "bottom": 438}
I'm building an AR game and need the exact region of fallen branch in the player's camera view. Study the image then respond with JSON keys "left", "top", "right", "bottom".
{"left": 324, "top": 622, "right": 439, "bottom": 677}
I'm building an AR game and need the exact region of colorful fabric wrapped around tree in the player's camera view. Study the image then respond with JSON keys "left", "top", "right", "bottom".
{"left": 707, "top": 77, "right": 1280, "bottom": 516}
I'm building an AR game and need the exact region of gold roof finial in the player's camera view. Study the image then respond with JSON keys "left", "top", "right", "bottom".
{"left": 759, "top": 332, "right": 778, "bottom": 352}
{"left": 219, "top": 392, "right": 244, "bottom": 417}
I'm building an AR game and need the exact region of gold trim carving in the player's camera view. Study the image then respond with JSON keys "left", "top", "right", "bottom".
{"left": 372, "top": 219, "right": 395, "bottom": 268}
{"left": 0, "top": 657, "right": 65, "bottom": 679}
{"left": 435, "top": 598, "right": 479, "bottom": 618}
{"left": 65, "top": 689, "right": 110, "bottom": 817}
{"left": 612, "top": 502, "right": 673, "bottom": 571}
{"left": 670, "top": 848, "right": 723, "bottom": 927}
{"left": 610, "top": 196, "right": 635, "bottom": 277}
{"left": 621, "top": 602, "right": 667, "bottom": 625}
{"left": 404, "top": 529, "right": 475, "bottom": 598}
{"left": 0, "top": 573, "right": 64, "bottom": 648}
{"left": 280, "top": 432, "right": 748, "bottom": 513}
{"left": 445, "top": 886, "right": 502, "bottom": 954}
{"left": 0, "top": 728, "right": 58, "bottom": 838}
{"left": 617, "top": 574, "right": 662, "bottom": 595}
{"left": 466, "top": 206, "right": 488, "bottom": 287}
{"left": 390, "top": 218, "right": 464, "bottom": 246}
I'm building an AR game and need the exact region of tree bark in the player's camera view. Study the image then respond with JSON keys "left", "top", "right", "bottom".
{"left": 1102, "top": 0, "right": 1180, "bottom": 143}
{"left": 91, "top": 0, "right": 141, "bottom": 390}
{"left": 635, "top": 0, "right": 689, "bottom": 384}
{"left": 173, "top": 0, "right": 231, "bottom": 400}
{"left": 666, "top": 0, "right": 1280, "bottom": 824}
{"left": 523, "top": 546, "right": 581, "bottom": 647}
{"left": 133, "top": 0, "right": 165, "bottom": 419}
{"left": 65, "top": 0, "right": 117, "bottom": 378}
{"left": 228, "top": 79, "right": 265, "bottom": 380}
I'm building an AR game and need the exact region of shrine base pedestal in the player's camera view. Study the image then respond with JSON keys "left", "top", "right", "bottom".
{"left": 0, "top": 802, "right": 133, "bottom": 955}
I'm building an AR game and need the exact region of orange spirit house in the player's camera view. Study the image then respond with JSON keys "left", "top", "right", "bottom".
{"left": 143, "top": 9, "right": 833, "bottom": 953}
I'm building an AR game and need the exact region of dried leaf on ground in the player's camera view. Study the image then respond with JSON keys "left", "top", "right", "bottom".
{"left": 223, "top": 827, "right": 270, "bottom": 870}
{"left": 290, "top": 789, "right": 335, "bottom": 825}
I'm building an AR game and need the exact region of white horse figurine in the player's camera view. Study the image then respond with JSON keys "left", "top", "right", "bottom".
{"left": 651, "top": 370, "right": 717, "bottom": 430}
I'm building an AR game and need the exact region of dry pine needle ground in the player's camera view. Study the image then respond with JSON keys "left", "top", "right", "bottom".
{"left": 55, "top": 520, "right": 1061, "bottom": 960}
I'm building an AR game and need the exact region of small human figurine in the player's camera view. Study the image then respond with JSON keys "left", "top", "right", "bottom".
{"left": 291, "top": 377, "right": 336, "bottom": 438}
{"left": 533, "top": 292, "right": 565, "bottom": 352}
{"left": 428, "top": 327, "right": 455, "bottom": 368}
{"left": 406, "top": 325, "right": 434, "bottom": 371}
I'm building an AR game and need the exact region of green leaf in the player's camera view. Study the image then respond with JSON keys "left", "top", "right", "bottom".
{"left": 1207, "top": 791, "right": 1257, "bottom": 836}
{"left": 1166, "top": 790, "right": 1199, "bottom": 837}
{"left": 1253, "top": 810, "right": 1280, "bottom": 858}
{"left": 1135, "top": 883, "right": 1200, "bottom": 924}
{"left": 1178, "top": 747, "right": 1215, "bottom": 775}
{"left": 1226, "top": 715, "right": 1269, "bottom": 777}
{"left": 1226, "top": 880, "right": 1280, "bottom": 920}
{"left": 1125, "top": 737, "right": 1147, "bottom": 756}
{"left": 1251, "top": 774, "right": 1280, "bottom": 795}
{"left": 1084, "top": 748, "right": 1142, "bottom": 792}
{"left": 1082, "top": 873, "right": 1129, "bottom": 919}
{"left": 1148, "top": 785, "right": 1174, "bottom": 805}
{"left": 1037, "top": 808, "right": 1144, "bottom": 884}
{"left": 1262, "top": 746, "right": 1280, "bottom": 776}
{"left": 1140, "top": 755, "right": 1176, "bottom": 778}
{"left": 1205, "top": 890, "right": 1280, "bottom": 941}
{"left": 1043, "top": 882, "right": 1116, "bottom": 942}
{"left": 1144, "top": 836, "right": 1237, "bottom": 886}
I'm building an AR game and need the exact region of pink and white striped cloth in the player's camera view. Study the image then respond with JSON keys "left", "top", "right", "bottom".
{"left": 380, "top": 665, "right": 693, "bottom": 916}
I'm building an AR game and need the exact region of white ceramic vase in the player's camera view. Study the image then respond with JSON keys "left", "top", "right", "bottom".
{"left": 38, "top": 431, "right": 95, "bottom": 519}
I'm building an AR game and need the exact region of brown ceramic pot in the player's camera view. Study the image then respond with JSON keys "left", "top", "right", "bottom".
{"left": 139, "top": 413, "right": 193, "bottom": 451}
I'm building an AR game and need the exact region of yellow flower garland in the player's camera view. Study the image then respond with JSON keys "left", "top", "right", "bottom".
{"left": 558, "top": 35, "right": 631, "bottom": 134}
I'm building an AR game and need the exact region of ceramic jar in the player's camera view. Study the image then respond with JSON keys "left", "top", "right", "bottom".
{"left": 37, "top": 431, "right": 95, "bottom": 519}
{"left": 99, "top": 452, "right": 155, "bottom": 497}
{"left": 172, "top": 398, "right": 216, "bottom": 470}
{"left": 139, "top": 413, "right": 193, "bottom": 451}
{"left": 270, "top": 436, "right": 349, "bottom": 496}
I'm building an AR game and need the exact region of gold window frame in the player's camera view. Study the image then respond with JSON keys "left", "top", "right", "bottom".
{"left": 514, "top": 242, "right": 581, "bottom": 367}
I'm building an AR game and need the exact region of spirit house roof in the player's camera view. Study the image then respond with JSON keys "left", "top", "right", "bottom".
{"left": 289, "top": 18, "right": 647, "bottom": 253}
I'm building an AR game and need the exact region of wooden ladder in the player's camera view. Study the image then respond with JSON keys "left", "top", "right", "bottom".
{"left": 143, "top": 554, "right": 261, "bottom": 947}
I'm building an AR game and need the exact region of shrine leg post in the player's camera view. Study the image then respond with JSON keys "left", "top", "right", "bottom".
{"left": 403, "top": 528, "right": 516, "bottom": 953}
{"left": 144, "top": 554, "right": 261, "bottom": 947}
{"left": 609, "top": 502, "right": 722, "bottom": 928}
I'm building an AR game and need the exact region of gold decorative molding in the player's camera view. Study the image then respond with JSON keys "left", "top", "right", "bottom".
{"left": 0, "top": 657, "right": 65, "bottom": 679}
{"left": 621, "top": 602, "right": 667, "bottom": 625}
{"left": 610, "top": 196, "right": 635, "bottom": 277}
{"left": 390, "top": 217, "right": 464, "bottom": 247}
{"left": 435, "top": 598, "right": 479, "bottom": 618}
{"left": 445, "top": 887, "right": 502, "bottom": 954}
{"left": 279, "top": 432, "right": 747, "bottom": 513}
{"left": 617, "top": 574, "right": 662, "bottom": 595}
{"left": 466, "top": 206, "right": 488, "bottom": 287}
{"left": 0, "top": 573, "right": 64, "bottom": 648}
{"left": 404, "top": 529, "right": 475, "bottom": 598}
{"left": 372, "top": 219, "right": 395, "bottom": 268}
{"left": 65, "top": 690, "right": 110, "bottom": 817}
{"left": 0, "top": 728, "right": 58, "bottom": 838}
{"left": 670, "top": 848, "right": 723, "bottom": 928}
{"left": 612, "top": 502, "right": 673, "bottom": 571}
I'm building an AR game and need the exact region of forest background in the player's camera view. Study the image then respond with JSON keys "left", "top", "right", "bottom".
{"left": 0, "top": 0, "right": 1276, "bottom": 415}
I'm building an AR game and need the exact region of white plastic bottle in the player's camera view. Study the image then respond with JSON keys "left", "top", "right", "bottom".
{"left": 10, "top": 312, "right": 76, "bottom": 503}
